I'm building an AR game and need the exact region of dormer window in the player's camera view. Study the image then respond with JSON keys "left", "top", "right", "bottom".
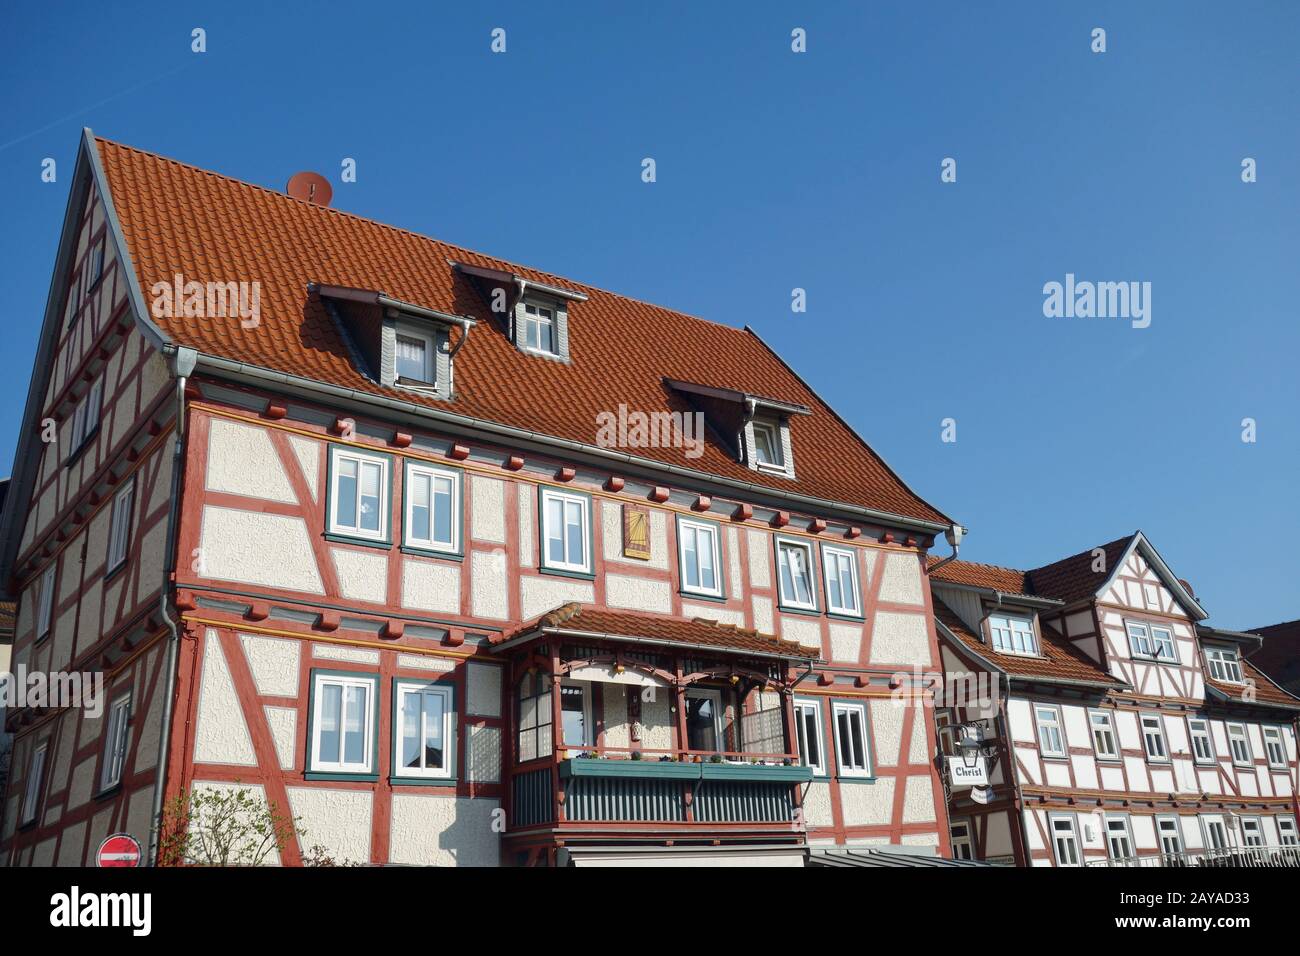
{"left": 395, "top": 330, "right": 435, "bottom": 385}
{"left": 520, "top": 302, "right": 556, "bottom": 354}
{"left": 1204, "top": 646, "right": 1243, "bottom": 683}
{"left": 988, "top": 612, "right": 1038, "bottom": 656}
{"left": 752, "top": 420, "right": 783, "bottom": 468}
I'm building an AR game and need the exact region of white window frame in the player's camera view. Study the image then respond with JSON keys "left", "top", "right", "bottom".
{"left": 1143, "top": 582, "right": 1160, "bottom": 609}
{"left": 100, "top": 692, "right": 132, "bottom": 791}
{"left": 403, "top": 461, "right": 460, "bottom": 554}
{"left": 775, "top": 538, "right": 817, "bottom": 611}
{"left": 1049, "top": 814, "right": 1081, "bottom": 867}
{"left": 1277, "top": 816, "right": 1299, "bottom": 847}
{"left": 684, "top": 687, "right": 725, "bottom": 755}
{"left": 1204, "top": 646, "right": 1243, "bottom": 683}
{"left": 793, "top": 698, "right": 826, "bottom": 776}
{"left": 1187, "top": 717, "right": 1215, "bottom": 764}
{"left": 1262, "top": 726, "right": 1286, "bottom": 770}
{"left": 309, "top": 672, "right": 377, "bottom": 775}
{"left": 1140, "top": 713, "right": 1169, "bottom": 762}
{"left": 35, "top": 564, "right": 57, "bottom": 641}
{"left": 989, "top": 612, "right": 1038, "bottom": 656}
{"left": 539, "top": 488, "right": 591, "bottom": 575}
{"left": 393, "top": 680, "right": 455, "bottom": 779}
{"left": 106, "top": 478, "right": 135, "bottom": 574}
{"left": 519, "top": 300, "right": 556, "bottom": 355}
{"left": 950, "top": 820, "right": 974, "bottom": 860}
{"left": 559, "top": 679, "right": 595, "bottom": 751}
{"left": 1226, "top": 722, "right": 1252, "bottom": 766}
{"left": 20, "top": 741, "right": 48, "bottom": 827}
{"left": 1034, "top": 704, "right": 1067, "bottom": 758}
{"left": 69, "top": 378, "right": 103, "bottom": 454}
{"left": 751, "top": 420, "right": 784, "bottom": 470}
{"left": 1088, "top": 709, "right": 1119, "bottom": 760}
{"left": 1156, "top": 816, "right": 1183, "bottom": 856}
{"left": 1240, "top": 816, "right": 1264, "bottom": 847}
{"left": 328, "top": 447, "right": 390, "bottom": 543}
{"left": 394, "top": 327, "right": 436, "bottom": 385}
{"left": 1202, "top": 816, "right": 1228, "bottom": 850}
{"left": 1105, "top": 815, "right": 1135, "bottom": 860}
{"left": 677, "top": 518, "right": 723, "bottom": 598}
{"left": 1149, "top": 625, "right": 1176, "bottom": 661}
{"left": 820, "top": 544, "right": 861, "bottom": 617}
{"left": 831, "top": 701, "right": 872, "bottom": 778}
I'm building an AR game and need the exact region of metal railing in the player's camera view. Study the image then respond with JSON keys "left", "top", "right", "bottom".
{"left": 1087, "top": 844, "right": 1300, "bottom": 867}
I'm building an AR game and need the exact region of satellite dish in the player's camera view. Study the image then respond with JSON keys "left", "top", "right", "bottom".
{"left": 286, "top": 171, "right": 333, "bottom": 207}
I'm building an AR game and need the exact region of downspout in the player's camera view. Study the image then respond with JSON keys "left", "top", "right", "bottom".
{"left": 927, "top": 523, "right": 965, "bottom": 574}
{"left": 147, "top": 346, "right": 198, "bottom": 865}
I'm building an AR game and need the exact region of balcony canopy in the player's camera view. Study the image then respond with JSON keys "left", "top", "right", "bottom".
{"left": 487, "top": 603, "right": 820, "bottom": 664}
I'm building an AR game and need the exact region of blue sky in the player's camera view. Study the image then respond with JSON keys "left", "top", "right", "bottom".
{"left": 1, "top": 2, "right": 1296, "bottom": 628}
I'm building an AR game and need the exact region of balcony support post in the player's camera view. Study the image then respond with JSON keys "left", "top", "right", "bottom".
{"left": 550, "top": 640, "right": 566, "bottom": 823}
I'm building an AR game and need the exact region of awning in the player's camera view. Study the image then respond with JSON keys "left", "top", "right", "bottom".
{"left": 558, "top": 845, "right": 807, "bottom": 868}
{"left": 807, "top": 847, "right": 1001, "bottom": 868}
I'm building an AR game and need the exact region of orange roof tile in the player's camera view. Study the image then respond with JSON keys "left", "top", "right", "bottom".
{"left": 927, "top": 557, "right": 1029, "bottom": 596}
{"left": 95, "top": 137, "right": 948, "bottom": 527}
{"left": 1204, "top": 657, "right": 1300, "bottom": 709}
{"left": 492, "top": 603, "right": 817, "bottom": 660}
{"left": 1024, "top": 535, "right": 1135, "bottom": 605}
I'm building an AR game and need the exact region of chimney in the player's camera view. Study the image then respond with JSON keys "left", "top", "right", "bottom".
{"left": 286, "top": 171, "right": 332, "bottom": 207}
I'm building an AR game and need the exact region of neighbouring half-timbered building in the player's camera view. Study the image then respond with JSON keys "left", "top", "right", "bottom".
{"left": 0, "top": 131, "right": 959, "bottom": 866}
{"left": 928, "top": 532, "right": 1300, "bottom": 866}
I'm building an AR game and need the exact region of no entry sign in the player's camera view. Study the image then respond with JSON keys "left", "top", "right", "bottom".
{"left": 96, "top": 833, "right": 142, "bottom": 867}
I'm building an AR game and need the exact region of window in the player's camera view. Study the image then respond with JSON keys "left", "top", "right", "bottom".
{"left": 752, "top": 421, "right": 784, "bottom": 468}
{"left": 68, "top": 378, "right": 103, "bottom": 455}
{"left": 1226, "top": 723, "right": 1251, "bottom": 766}
{"left": 1050, "top": 815, "right": 1081, "bottom": 867}
{"left": 1263, "top": 726, "right": 1286, "bottom": 769}
{"left": 1126, "top": 621, "right": 1153, "bottom": 658}
{"left": 1204, "top": 646, "right": 1243, "bottom": 683}
{"left": 1203, "top": 818, "right": 1228, "bottom": 850}
{"left": 540, "top": 488, "right": 591, "bottom": 574}
{"left": 1150, "top": 626, "right": 1176, "bottom": 661}
{"left": 989, "top": 613, "right": 1037, "bottom": 655}
{"left": 35, "top": 564, "right": 56, "bottom": 642}
{"left": 776, "top": 539, "right": 817, "bottom": 611}
{"left": 685, "top": 689, "right": 723, "bottom": 753}
{"left": 20, "top": 741, "right": 48, "bottom": 827}
{"left": 100, "top": 693, "right": 132, "bottom": 791}
{"left": 677, "top": 518, "right": 722, "bottom": 597}
{"left": 831, "top": 701, "right": 871, "bottom": 777}
{"left": 1089, "top": 710, "right": 1119, "bottom": 760}
{"left": 560, "top": 681, "right": 593, "bottom": 750}
{"left": 1141, "top": 714, "right": 1168, "bottom": 762}
{"left": 1105, "top": 816, "right": 1135, "bottom": 860}
{"left": 403, "top": 462, "right": 459, "bottom": 554}
{"left": 394, "top": 680, "right": 454, "bottom": 779}
{"left": 1143, "top": 582, "right": 1160, "bottom": 609}
{"left": 395, "top": 331, "right": 435, "bottom": 384}
{"left": 950, "top": 821, "right": 974, "bottom": 860}
{"left": 1157, "top": 817, "right": 1183, "bottom": 856}
{"left": 821, "top": 545, "right": 861, "bottom": 617}
{"left": 1034, "top": 705, "right": 1066, "bottom": 758}
{"left": 1187, "top": 718, "right": 1215, "bottom": 764}
{"left": 520, "top": 301, "right": 555, "bottom": 354}
{"left": 87, "top": 242, "right": 105, "bottom": 288}
{"left": 1240, "top": 817, "right": 1263, "bottom": 847}
{"left": 329, "top": 447, "right": 389, "bottom": 542}
{"left": 106, "top": 478, "right": 135, "bottom": 574}
{"left": 1278, "top": 817, "right": 1299, "bottom": 847}
{"left": 794, "top": 699, "right": 825, "bottom": 776}
{"left": 516, "top": 672, "right": 553, "bottom": 762}
{"left": 308, "top": 672, "right": 377, "bottom": 775}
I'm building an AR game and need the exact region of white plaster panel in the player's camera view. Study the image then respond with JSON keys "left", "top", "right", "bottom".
{"left": 205, "top": 418, "right": 296, "bottom": 503}
{"left": 840, "top": 778, "right": 895, "bottom": 826}
{"left": 871, "top": 700, "right": 905, "bottom": 767}
{"left": 191, "top": 781, "right": 281, "bottom": 865}
{"left": 397, "top": 654, "right": 456, "bottom": 672}
{"left": 641, "top": 692, "right": 672, "bottom": 751}
{"left": 56, "top": 820, "right": 87, "bottom": 867}
{"left": 389, "top": 793, "right": 499, "bottom": 866}
{"left": 264, "top": 706, "right": 297, "bottom": 769}
{"left": 312, "top": 643, "right": 380, "bottom": 665}
{"left": 746, "top": 530, "right": 771, "bottom": 588}
{"left": 829, "top": 622, "right": 863, "bottom": 662}
{"left": 470, "top": 475, "right": 506, "bottom": 543}
{"left": 803, "top": 780, "right": 834, "bottom": 827}
{"left": 466, "top": 662, "right": 502, "bottom": 718}
{"left": 604, "top": 572, "right": 673, "bottom": 613}
{"left": 879, "top": 551, "right": 924, "bottom": 605}
{"left": 194, "top": 630, "right": 256, "bottom": 765}
{"left": 902, "top": 774, "right": 935, "bottom": 823}
{"left": 869, "top": 611, "right": 932, "bottom": 666}
{"left": 402, "top": 557, "right": 461, "bottom": 614}
{"left": 684, "top": 602, "right": 746, "bottom": 627}
{"left": 751, "top": 594, "right": 773, "bottom": 635}
{"left": 470, "top": 549, "right": 510, "bottom": 619}
{"left": 239, "top": 633, "right": 300, "bottom": 697}
{"left": 287, "top": 787, "right": 372, "bottom": 865}
{"left": 601, "top": 501, "right": 669, "bottom": 570}
{"left": 779, "top": 615, "right": 823, "bottom": 650}
{"left": 287, "top": 434, "right": 321, "bottom": 501}
{"left": 517, "top": 483, "right": 534, "bottom": 567}
{"left": 727, "top": 527, "right": 742, "bottom": 599}
{"left": 199, "top": 506, "right": 324, "bottom": 594}
{"left": 331, "top": 547, "right": 388, "bottom": 604}
{"left": 520, "top": 576, "right": 594, "bottom": 620}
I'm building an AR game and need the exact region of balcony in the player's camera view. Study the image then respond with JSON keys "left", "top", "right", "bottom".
{"left": 490, "top": 604, "right": 821, "bottom": 855}
{"left": 1086, "top": 845, "right": 1300, "bottom": 868}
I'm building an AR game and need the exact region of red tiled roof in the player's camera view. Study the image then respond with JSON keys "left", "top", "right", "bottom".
{"left": 1204, "top": 657, "right": 1300, "bottom": 709}
{"left": 1024, "top": 534, "right": 1135, "bottom": 605}
{"left": 926, "top": 557, "right": 1029, "bottom": 596}
{"left": 491, "top": 603, "right": 817, "bottom": 660}
{"left": 933, "top": 597, "right": 1123, "bottom": 687}
{"left": 95, "top": 138, "right": 947, "bottom": 526}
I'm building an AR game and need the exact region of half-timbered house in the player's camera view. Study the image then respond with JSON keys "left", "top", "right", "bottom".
{"left": 929, "top": 532, "right": 1300, "bottom": 866}
{"left": 0, "top": 131, "right": 957, "bottom": 866}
